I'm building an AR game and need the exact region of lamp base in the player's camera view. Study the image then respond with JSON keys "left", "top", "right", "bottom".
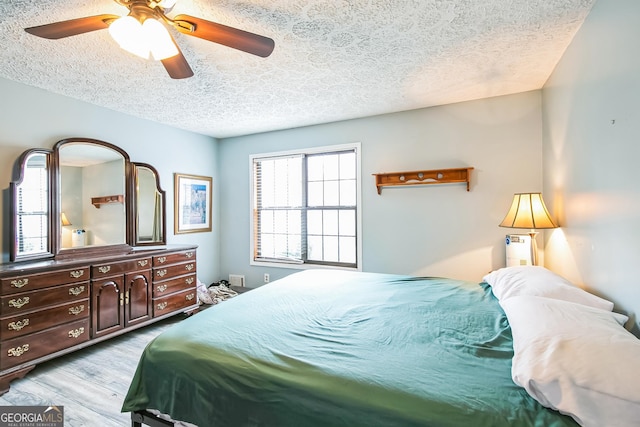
{"left": 529, "top": 231, "right": 539, "bottom": 266}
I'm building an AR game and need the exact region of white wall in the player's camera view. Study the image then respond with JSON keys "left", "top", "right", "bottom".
{"left": 542, "top": 0, "right": 640, "bottom": 333}
{"left": 0, "top": 77, "right": 220, "bottom": 285}
{"left": 219, "top": 91, "right": 544, "bottom": 287}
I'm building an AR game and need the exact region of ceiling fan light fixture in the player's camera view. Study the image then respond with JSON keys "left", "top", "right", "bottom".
{"left": 109, "top": 15, "right": 177, "bottom": 61}
{"left": 109, "top": 15, "right": 149, "bottom": 59}
{"left": 143, "top": 18, "right": 178, "bottom": 60}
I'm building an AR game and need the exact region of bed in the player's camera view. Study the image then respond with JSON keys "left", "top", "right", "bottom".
{"left": 121, "top": 268, "right": 640, "bottom": 427}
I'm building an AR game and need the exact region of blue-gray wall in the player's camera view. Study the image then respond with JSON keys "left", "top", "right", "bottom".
{"left": 219, "top": 91, "right": 544, "bottom": 287}
{"left": 542, "top": 0, "right": 640, "bottom": 332}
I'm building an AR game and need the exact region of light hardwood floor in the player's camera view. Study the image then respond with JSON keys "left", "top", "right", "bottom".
{"left": 0, "top": 315, "right": 186, "bottom": 427}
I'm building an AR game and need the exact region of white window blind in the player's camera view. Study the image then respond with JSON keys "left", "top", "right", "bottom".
{"left": 252, "top": 146, "right": 359, "bottom": 268}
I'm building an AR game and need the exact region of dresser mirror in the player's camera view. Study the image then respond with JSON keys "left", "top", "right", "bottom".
{"left": 9, "top": 138, "right": 167, "bottom": 262}
{"left": 134, "top": 163, "right": 166, "bottom": 246}
{"left": 57, "top": 140, "right": 128, "bottom": 253}
{"left": 10, "top": 149, "right": 52, "bottom": 262}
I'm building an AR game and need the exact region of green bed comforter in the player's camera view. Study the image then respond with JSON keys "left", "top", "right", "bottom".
{"left": 122, "top": 270, "right": 578, "bottom": 427}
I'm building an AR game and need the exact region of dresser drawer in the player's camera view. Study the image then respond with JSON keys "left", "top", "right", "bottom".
{"left": 1, "top": 267, "right": 90, "bottom": 295}
{"left": 0, "top": 282, "right": 89, "bottom": 316}
{"left": 92, "top": 257, "right": 151, "bottom": 279}
{"left": 1, "top": 318, "right": 89, "bottom": 370}
{"left": 153, "top": 261, "right": 196, "bottom": 281}
{"left": 1, "top": 299, "right": 89, "bottom": 340}
{"left": 153, "top": 288, "right": 197, "bottom": 317}
{"left": 153, "top": 250, "right": 196, "bottom": 267}
{"left": 153, "top": 273, "right": 196, "bottom": 297}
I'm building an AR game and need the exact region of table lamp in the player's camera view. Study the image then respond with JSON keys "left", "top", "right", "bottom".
{"left": 499, "top": 193, "right": 557, "bottom": 265}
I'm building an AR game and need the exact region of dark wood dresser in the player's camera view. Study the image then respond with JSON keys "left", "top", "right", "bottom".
{"left": 0, "top": 245, "right": 198, "bottom": 394}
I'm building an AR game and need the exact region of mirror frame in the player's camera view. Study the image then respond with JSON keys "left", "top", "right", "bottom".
{"left": 9, "top": 137, "right": 167, "bottom": 262}
{"left": 52, "top": 138, "right": 132, "bottom": 260}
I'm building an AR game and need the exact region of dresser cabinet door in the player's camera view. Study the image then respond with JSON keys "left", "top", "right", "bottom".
{"left": 91, "top": 276, "right": 124, "bottom": 338}
{"left": 124, "top": 271, "right": 151, "bottom": 327}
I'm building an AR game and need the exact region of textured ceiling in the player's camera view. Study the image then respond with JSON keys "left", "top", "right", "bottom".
{"left": 0, "top": 0, "right": 596, "bottom": 138}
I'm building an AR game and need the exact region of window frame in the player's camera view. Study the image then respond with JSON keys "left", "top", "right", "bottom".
{"left": 250, "top": 143, "right": 362, "bottom": 271}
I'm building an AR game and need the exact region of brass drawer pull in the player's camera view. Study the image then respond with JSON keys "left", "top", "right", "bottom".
{"left": 156, "top": 269, "right": 167, "bottom": 278}
{"left": 70, "top": 270, "right": 85, "bottom": 279}
{"left": 185, "top": 277, "right": 194, "bottom": 285}
{"left": 156, "top": 302, "right": 168, "bottom": 310}
{"left": 69, "top": 286, "right": 85, "bottom": 296}
{"left": 186, "top": 293, "right": 195, "bottom": 301}
{"left": 137, "top": 260, "right": 149, "bottom": 267}
{"left": 98, "top": 266, "right": 111, "bottom": 274}
{"left": 8, "top": 319, "right": 29, "bottom": 331}
{"left": 156, "top": 284, "right": 168, "bottom": 293}
{"left": 7, "top": 344, "right": 29, "bottom": 357}
{"left": 186, "top": 252, "right": 194, "bottom": 258}
{"left": 185, "top": 264, "right": 194, "bottom": 271}
{"left": 10, "top": 278, "right": 29, "bottom": 289}
{"left": 69, "top": 305, "right": 85, "bottom": 315}
{"left": 157, "top": 256, "right": 167, "bottom": 264}
{"left": 68, "top": 327, "right": 85, "bottom": 339}
{"left": 8, "top": 297, "right": 30, "bottom": 309}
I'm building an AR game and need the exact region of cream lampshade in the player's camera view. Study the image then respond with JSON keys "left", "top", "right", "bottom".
{"left": 61, "top": 212, "right": 72, "bottom": 226}
{"left": 499, "top": 193, "right": 557, "bottom": 265}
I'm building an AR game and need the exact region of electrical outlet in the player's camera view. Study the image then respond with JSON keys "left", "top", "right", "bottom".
{"left": 264, "top": 273, "right": 270, "bottom": 283}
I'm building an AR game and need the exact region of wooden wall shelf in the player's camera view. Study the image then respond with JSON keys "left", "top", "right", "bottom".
{"left": 91, "top": 194, "right": 124, "bottom": 208}
{"left": 373, "top": 167, "right": 474, "bottom": 194}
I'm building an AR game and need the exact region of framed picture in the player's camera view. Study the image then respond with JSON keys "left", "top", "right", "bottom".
{"left": 174, "top": 173, "right": 212, "bottom": 234}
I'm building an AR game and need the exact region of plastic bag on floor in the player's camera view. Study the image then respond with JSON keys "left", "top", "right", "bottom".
{"left": 196, "top": 279, "right": 214, "bottom": 305}
{"left": 208, "top": 281, "right": 238, "bottom": 305}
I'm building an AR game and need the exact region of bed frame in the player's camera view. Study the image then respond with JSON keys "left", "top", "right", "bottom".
{"left": 131, "top": 410, "right": 176, "bottom": 427}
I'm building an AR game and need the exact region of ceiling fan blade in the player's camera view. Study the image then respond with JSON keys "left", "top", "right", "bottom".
{"left": 161, "top": 50, "right": 194, "bottom": 79}
{"left": 25, "top": 14, "right": 119, "bottom": 39}
{"left": 173, "top": 14, "right": 275, "bottom": 58}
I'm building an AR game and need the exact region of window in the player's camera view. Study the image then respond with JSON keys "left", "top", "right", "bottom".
{"left": 251, "top": 143, "right": 361, "bottom": 269}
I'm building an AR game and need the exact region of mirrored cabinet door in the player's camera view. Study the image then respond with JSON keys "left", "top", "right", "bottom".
{"left": 134, "top": 163, "right": 166, "bottom": 246}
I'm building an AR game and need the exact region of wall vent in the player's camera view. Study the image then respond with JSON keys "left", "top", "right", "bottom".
{"left": 229, "top": 274, "right": 245, "bottom": 287}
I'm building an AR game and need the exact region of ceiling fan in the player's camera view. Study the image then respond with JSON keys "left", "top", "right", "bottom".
{"left": 24, "top": 0, "right": 275, "bottom": 79}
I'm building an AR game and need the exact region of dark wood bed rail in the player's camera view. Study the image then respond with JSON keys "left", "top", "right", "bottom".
{"left": 131, "top": 410, "right": 176, "bottom": 427}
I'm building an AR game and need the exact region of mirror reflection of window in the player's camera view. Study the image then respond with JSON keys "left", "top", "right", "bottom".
{"left": 16, "top": 153, "right": 49, "bottom": 256}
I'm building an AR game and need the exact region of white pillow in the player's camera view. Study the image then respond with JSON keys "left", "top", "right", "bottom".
{"left": 483, "top": 266, "right": 614, "bottom": 311}
{"left": 501, "top": 295, "right": 639, "bottom": 427}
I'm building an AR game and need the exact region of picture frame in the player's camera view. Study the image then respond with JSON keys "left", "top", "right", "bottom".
{"left": 174, "top": 173, "right": 212, "bottom": 234}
